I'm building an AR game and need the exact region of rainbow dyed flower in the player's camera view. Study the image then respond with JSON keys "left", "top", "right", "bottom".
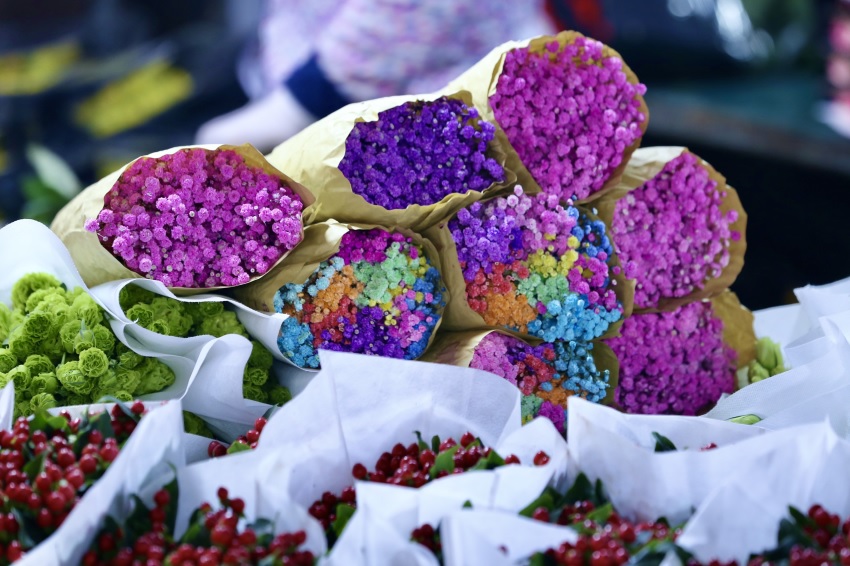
{"left": 469, "top": 332, "right": 610, "bottom": 434}
{"left": 274, "top": 228, "right": 445, "bottom": 368}
{"left": 611, "top": 151, "right": 740, "bottom": 309}
{"left": 606, "top": 301, "right": 737, "bottom": 415}
{"left": 339, "top": 96, "right": 505, "bottom": 210}
{"left": 490, "top": 36, "right": 646, "bottom": 202}
{"left": 448, "top": 187, "right": 623, "bottom": 342}
{"left": 84, "top": 147, "right": 305, "bottom": 288}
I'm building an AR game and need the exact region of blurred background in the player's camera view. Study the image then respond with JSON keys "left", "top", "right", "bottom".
{"left": 0, "top": 0, "right": 847, "bottom": 310}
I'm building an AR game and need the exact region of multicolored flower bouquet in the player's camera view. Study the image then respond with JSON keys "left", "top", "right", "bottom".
{"left": 266, "top": 92, "right": 516, "bottom": 232}
{"left": 429, "top": 186, "right": 631, "bottom": 344}
{"left": 596, "top": 147, "right": 747, "bottom": 311}
{"left": 444, "top": 30, "right": 648, "bottom": 204}
{"left": 236, "top": 222, "right": 446, "bottom": 369}
{"left": 605, "top": 291, "right": 755, "bottom": 416}
{"left": 422, "top": 329, "right": 618, "bottom": 434}
{"left": 51, "top": 144, "right": 314, "bottom": 291}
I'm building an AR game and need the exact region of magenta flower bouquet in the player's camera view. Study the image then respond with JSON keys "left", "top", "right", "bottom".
{"left": 605, "top": 291, "right": 755, "bottom": 416}
{"left": 52, "top": 144, "right": 315, "bottom": 291}
{"left": 266, "top": 92, "right": 515, "bottom": 232}
{"left": 422, "top": 329, "right": 619, "bottom": 435}
{"left": 597, "top": 147, "right": 747, "bottom": 311}
{"left": 444, "top": 31, "right": 648, "bottom": 204}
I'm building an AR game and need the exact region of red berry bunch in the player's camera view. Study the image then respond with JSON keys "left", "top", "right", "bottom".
{"left": 528, "top": 474, "right": 679, "bottom": 566}
{"left": 744, "top": 504, "right": 850, "bottom": 566}
{"left": 208, "top": 416, "right": 267, "bottom": 459}
{"left": 0, "top": 402, "right": 145, "bottom": 564}
{"left": 84, "top": 486, "right": 314, "bottom": 566}
{"left": 411, "top": 523, "right": 442, "bottom": 560}
{"left": 308, "top": 431, "right": 547, "bottom": 547}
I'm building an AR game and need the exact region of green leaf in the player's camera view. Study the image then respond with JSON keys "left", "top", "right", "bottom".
{"left": 25, "top": 144, "right": 82, "bottom": 200}
{"left": 12, "top": 507, "right": 43, "bottom": 548}
{"left": 429, "top": 445, "right": 459, "bottom": 479}
{"left": 585, "top": 502, "right": 614, "bottom": 524}
{"left": 163, "top": 476, "right": 180, "bottom": 535}
{"left": 124, "top": 495, "right": 153, "bottom": 539}
{"left": 529, "top": 553, "right": 551, "bottom": 566}
{"left": 96, "top": 396, "right": 138, "bottom": 422}
{"left": 261, "top": 405, "right": 279, "bottom": 420}
{"left": 331, "top": 503, "right": 356, "bottom": 538}
{"left": 519, "top": 488, "right": 559, "bottom": 517}
{"left": 226, "top": 440, "right": 252, "bottom": 455}
{"left": 652, "top": 432, "right": 677, "bottom": 452}
{"left": 23, "top": 451, "right": 46, "bottom": 481}
{"left": 728, "top": 414, "right": 762, "bottom": 425}
{"left": 629, "top": 539, "right": 678, "bottom": 566}
{"left": 470, "top": 449, "right": 505, "bottom": 471}
{"left": 462, "top": 500, "right": 473, "bottom": 508}
{"left": 414, "top": 431, "right": 429, "bottom": 452}
{"left": 74, "top": 411, "right": 116, "bottom": 453}
{"left": 29, "top": 410, "right": 70, "bottom": 434}
{"left": 248, "top": 517, "right": 276, "bottom": 546}
{"left": 180, "top": 506, "right": 213, "bottom": 547}
{"left": 431, "top": 435, "right": 440, "bottom": 453}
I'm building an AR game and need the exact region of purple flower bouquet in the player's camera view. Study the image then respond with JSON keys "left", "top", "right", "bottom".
{"left": 234, "top": 221, "right": 446, "bottom": 369}
{"left": 51, "top": 144, "right": 315, "bottom": 291}
{"left": 422, "top": 329, "right": 619, "bottom": 435}
{"left": 266, "top": 92, "right": 516, "bottom": 232}
{"left": 443, "top": 31, "right": 648, "bottom": 204}
{"left": 605, "top": 291, "right": 755, "bottom": 416}
{"left": 596, "top": 147, "right": 747, "bottom": 312}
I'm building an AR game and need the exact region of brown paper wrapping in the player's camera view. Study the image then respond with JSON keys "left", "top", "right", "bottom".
{"left": 420, "top": 329, "right": 620, "bottom": 406}
{"left": 424, "top": 202, "right": 634, "bottom": 342}
{"left": 710, "top": 290, "right": 757, "bottom": 371}
{"left": 50, "top": 144, "right": 315, "bottom": 295}
{"left": 265, "top": 91, "right": 517, "bottom": 232}
{"left": 232, "top": 221, "right": 447, "bottom": 365}
{"left": 595, "top": 147, "right": 748, "bottom": 314}
{"left": 442, "top": 30, "right": 649, "bottom": 205}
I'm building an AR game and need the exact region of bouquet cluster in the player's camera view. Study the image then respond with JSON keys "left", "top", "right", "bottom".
{"left": 0, "top": 273, "right": 174, "bottom": 417}
{"left": 274, "top": 227, "right": 445, "bottom": 368}
{"left": 610, "top": 151, "right": 741, "bottom": 309}
{"left": 446, "top": 187, "right": 624, "bottom": 342}
{"left": 84, "top": 147, "right": 306, "bottom": 288}
{"left": 469, "top": 332, "right": 610, "bottom": 433}
{"left": 339, "top": 96, "right": 506, "bottom": 209}
{"left": 606, "top": 300, "right": 737, "bottom": 416}
{"left": 489, "top": 36, "right": 647, "bottom": 202}
{"left": 118, "top": 285, "right": 291, "bottom": 405}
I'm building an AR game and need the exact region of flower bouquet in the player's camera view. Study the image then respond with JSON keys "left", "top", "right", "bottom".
{"left": 443, "top": 31, "right": 648, "bottom": 204}
{"left": 427, "top": 187, "right": 632, "bottom": 343}
{"left": 266, "top": 92, "right": 516, "bottom": 232}
{"left": 51, "top": 144, "right": 314, "bottom": 291}
{"left": 6, "top": 400, "right": 184, "bottom": 564}
{"left": 421, "top": 330, "right": 619, "bottom": 434}
{"left": 235, "top": 222, "right": 446, "bottom": 369}
{"left": 604, "top": 291, "right": 756, "bottom": 416}
{"left": 595, "top": 147, "right": 747, "bottom": 311}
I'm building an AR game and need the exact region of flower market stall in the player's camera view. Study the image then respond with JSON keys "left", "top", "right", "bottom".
{"left": 0, "top": 29, "right": 844, "bottom": 566}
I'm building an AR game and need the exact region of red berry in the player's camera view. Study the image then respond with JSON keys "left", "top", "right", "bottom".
{"left": 208, "top": 441, "right": 228, "bottom": 458}
{"left": 79, "top": 454, "right": 97, "bottom": 474}
{"left": 533, "top": 451, "right": 550, "bottom": 466}
{"left": 37, "top": 508, "right": 52, "bottom": 529}
{"left": 211, "top": 523, "right": 234, "bottom": 547}
{"left": 460, "top": 432, "right": 475, "bottom": 447}
{"left": 35, "top": 472, "right": 52, "bottom": 493}
{"left": 532, "top": 507, "right": 550, "bottom": 522}
{"left": 88, "top": 430, "right": 104, "bottom": 446}
{"left": 504, "top": 454, "right": 521, "bottom": 465}
{"left": 56, "top": 448, "right": 76, "bottom": 468}
{"left": 65, "top": 467, "right": 85, "bottom": 489}
{"left": 230, "top": 497, "right": 245, "bottom": 515}
{"left": 352, "top": 463, "right": 368, "bottom": 480}
{"left": 154, "top": 489, "right": 170, "bottom": 508}
{"left": 246, "top": 429, "right": 260, "bottom": 444}
{"left": 217, "top": 487, "right": 229, "bottom": 503}
{"left": 46, "top": 491, "right": 67, "bottom": 513}
{"left": 6, "top": 541, "right": 22, "bottom": 562}
{"left": 131, "top": 401, "right": 145, "bottom": 415}
{"left": 254, "top": 417, "right": 267, "bottom": 433}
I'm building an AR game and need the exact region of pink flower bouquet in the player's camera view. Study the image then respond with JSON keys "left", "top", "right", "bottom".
{"left": 51, "top": 144, "right": 315, "bottom": 291}
{"left": 444, "top": 31, "right": 648, "bottom": 204}
{"left": 596, "top": 147, "right": 747, "bottom": 312}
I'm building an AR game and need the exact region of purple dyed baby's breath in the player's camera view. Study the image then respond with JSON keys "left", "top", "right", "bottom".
{"left": 339, "top": 97, "right": 505, "bottom": 210}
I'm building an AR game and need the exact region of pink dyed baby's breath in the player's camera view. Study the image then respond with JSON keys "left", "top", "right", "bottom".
{"left": 86, "top": 147, "right": 304, "bottom": 287}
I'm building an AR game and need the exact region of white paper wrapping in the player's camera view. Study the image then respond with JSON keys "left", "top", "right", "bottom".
{"left": 327, "top": 418, "right": 569, "bottom": 565}
{"left": 18, "top": 401, "right": 185, "bottom": 565}
{"left": 675, "top": 421, "right": 850, "bottom": 564}
{"left": 441, "top": 509, "right": 579, "bottom": 566}
{"left": 703, "top": 328, "right": 850, "bottom": 423}
{"left": 174, "top": 449, "right": 328, "bottom": 558}
{"left": 89, "top": 278, "right": 295, "bottom": 365}
{"left": 252, "top": 350, "right": 523, "bottom": 559}
{"left": 0, "top": 381, "right": 14, "bottom": 430}
{"left": 567, "top": 398, "right": 825, "bottom": 525}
